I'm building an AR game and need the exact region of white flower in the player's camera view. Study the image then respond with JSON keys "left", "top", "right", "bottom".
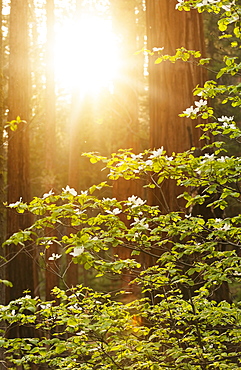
{"left": 233, "top": 271, "right": 241, "bottom": 276}
{"left": 175, "top": 0, "right": 183, "bottom": 9}
{"left": 203, "top": 153, "right": 215, "bottom": 159}
{"left": 81, "top": 190, "right": 88, "bottom": 195}
{"left": 74, "top": 208, "right": 84, "bottom": 216}
{"left": 42, "top": 189, "right": 54, "bottom": 199}
{"left": 145, "top": 159, "right": 153, "bottom": 166}
{"left": 70, "top": 246, "right": 84, "bottom": 257}
{"left": 39, "top": 303, "right": 52, "bottom": 309}
{"left": 194, "top": 99, "right": 207, "bottom": 108}
{"left": 165, "top": 156, "right": 173, "bottom": 161}
{"left": 48, "top": 253, "right": 61, "bottom": 261}
{"left": 116, "top": 161, "right": 124, "bottom": 167}
{"left": 217, "top": 156, "right": 229, "bottom": 163}
{"left": 196, "top": 90, "right": 204, "bottom": 97}
{"left": 218, "top": 115, "right": 234, "bottom": 123}
{"left": 62, "top": 185, "right": 77, "bottom": 196}
{"left": 8, "top": 197, "right": 22, "bottom": 208}
{"left": 105, "top": 208, "right": 122, "bottom": 215}
{"left": 103, "top": 197, "right": 116, "bottom": 202}
{"left": 222, "top": 4, "right": 231, "bottom": 11}
{"left": 196, "top": 0, "right": 218, "bottom": 6}
{"left": 182, "top": 106, "right": 199, "bottom": 116}
{"left": 221, "top": 223, "right": 230, "bottom": 231}
{"left": 130, "top": 217, "right": 149, "bottom": 229}
{"left": 127, "top": 195, "right": 146, "bottom": 207}
{"left": 76, "top": 331, "right": 86, "bottom": 336}
{"left": 131, "top": 153, "right": 143, "bottom": 159}
{"left": 200, "top": 153, "right": 215, "bottom": 163}
{"left": 195, "top": 168, "right": 201, "bottom": 175}
{"left": 152, "top": 47, "right": 164, "bottom": 52}
{"left": 149, "top": 147, "right": 164, "bottom": 158}
{"left": 222, "top": 1, "right": 236, "bottom": 12}
{"left": 215, "top": 220, "right": 231, "bottom": 231}
{"left": 218, "top": 116, "right": 236, "bottom": 130}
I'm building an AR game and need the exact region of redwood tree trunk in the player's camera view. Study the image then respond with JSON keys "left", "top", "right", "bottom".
{"left": 0, "top": 2, "right": 6, "bottom": 367}
{"left": 146, "top": 0, "right": 206, "bottom": 211}
{"left": 111, "top": 0, "right": 141, "bottom": 201}
{"left": 44, "top": 0, "right": 59, "bottom": 301}
{"left": 6, "top": 0, "right": 34, "bottom": 310}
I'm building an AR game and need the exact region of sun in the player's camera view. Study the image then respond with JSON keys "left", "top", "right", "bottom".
{"left": 54, "top": 14, "right": 120, "bottom": 96}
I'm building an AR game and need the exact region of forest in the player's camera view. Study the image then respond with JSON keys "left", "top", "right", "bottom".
{"left": 1, "top": 0, "right": 241, "bottom": 369}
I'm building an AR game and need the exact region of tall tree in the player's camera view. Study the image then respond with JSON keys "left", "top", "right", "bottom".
{"left": 6, "top": 0, "right": 34, "bottom": 311}
{"left": 44, "top": 0, "right": 59, "bottom": 301}
{"left": 111, "top": 0, "right": 142, "bottom": 202}
{"left": 0, "top": 0, "right": 4, "bottom": 300}
{"left": 0, "top": 4, "right": 6, "bottom": 368}
{"left": 146, "top": 0, "right": 206, "bottom": 211}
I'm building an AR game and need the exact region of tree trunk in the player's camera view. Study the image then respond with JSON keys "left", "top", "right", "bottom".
{"left": 0, "top": 3, "right": 6, "bottom": 368}
{"left": 111, "top": 0, "right": 141, "bottom": 201}
{"left": 146, "top": 0, "right": 206, "bottom": 211}
{"left": 6, "top": 0, "right": 34, "bottom": 321}
{"left": 44, "top": 0, "right": 59, "bottom": 301}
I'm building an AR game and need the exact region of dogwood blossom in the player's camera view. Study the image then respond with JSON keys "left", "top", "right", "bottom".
{"left": 194, "top": 99, "right": 207, "bottom": 108}
{"left": 70, "top": 246, "right": 84, "bottom": 257}
{"left": 217, "top": 156, "right": 229, "bottom": 163}
{"left": 42, "top": 189, "right": 54, "bottom": 199}
{"left": 81, "top": 190, "right": 88, "bottom": 195}
{"left": 130, "top": 217, "right": 149, "bottom": 229}
{"left": 200, "top": 153, "right": 215, "bottom": 163}
{"left": 218, "top": 115, "right": 234, "bottom": 123}
{"left": 48, "top": 253, "right": 61, "bottom": 261}
{"left": 196, "top": 0, "right": 219, "bottom": 7}
{"left": 149, "top": 147, "right": 164, "bottom": 158}
{"left": 126, "top": 195, "right": 146, "bottom": 207}
{"left": 39, "top": 303, "right": 52, "bottom": 309}
{"left": 102, "top": 197, "right": 117, "bottom": 202}
{"left": 8, "top": 197, "right": 23, "bottom": 208}
{"left": 105, "top": 208, "right": 122, "bottom": 215}
{"left": 62, "top": 185, "right": 77, "bottom": 196}
{"left": 182, "top": 106, "right": 199, "bottom": 116}
{"left": 145, "top": 160, "right": 153, "bottom": 166}
{"left": 175, "top": 0, "right": 184, "bottom": 9}
{"left": 152, "top": 47, "right": 164, "bottom": 52}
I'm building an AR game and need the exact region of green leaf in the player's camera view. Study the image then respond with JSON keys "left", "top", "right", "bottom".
{"left": 0, "top": 279, "right": 13, "bottom": 287}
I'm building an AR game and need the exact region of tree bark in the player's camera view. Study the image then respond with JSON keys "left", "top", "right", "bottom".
{"left": 111, "top": 0, "right": 142, "bottom": 201}
{"left": 0, "top": 3, "right": 6, "bottom": 368}
{"left": 44, "top": 0, "right": 59, "bottom": 301}
{"left": 6, "top": 0, "right": 34, "bottom": 312}
{"left": 146, "top": 0, "right": 206, "bottom": 211}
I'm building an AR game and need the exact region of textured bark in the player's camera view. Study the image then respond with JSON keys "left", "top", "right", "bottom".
{"left": 0, "top": 3, "right": 6, "bottom": 368}
{"left": 146, "top": 0, "right": 206, "bottom": 211}
{"left": 44, "top": 0, "right": 59, "bottom": 301}
{"left": 6, "top": 0, "right": 34, "bottom": 309}
{"left": 66, "top": 0, "right": 83, "bottom": 288}
{"left": 0, "top": 0, "right": 4, "bottom": 297}
{"left": 111, "top": 0, "right": 141, "bottom": 201}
